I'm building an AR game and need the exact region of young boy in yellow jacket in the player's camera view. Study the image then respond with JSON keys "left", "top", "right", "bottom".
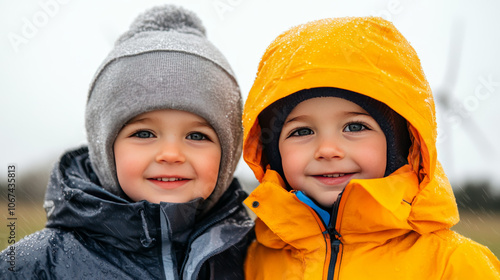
{"left": 242, "top": 17, "right": 500, "bottom": 279}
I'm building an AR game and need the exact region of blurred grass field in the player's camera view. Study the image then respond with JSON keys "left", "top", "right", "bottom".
{"left": 1, "top": 200, "right": 499, "bottom": 260}
{"left": 452, "top": 210, "right": 500, "bottom": 258}
{"left": 1, "top": 200, "right": 46, "bottom": 251}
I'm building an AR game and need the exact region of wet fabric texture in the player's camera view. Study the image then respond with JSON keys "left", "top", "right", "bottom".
{"left": 242, "top": 17, "right": 500, "bottom": 279}
{"left": 0, "top": 147, "right": 254, "bottom": 279}
{"left": 85, "top": 5, "right": 243, "bottom": 216}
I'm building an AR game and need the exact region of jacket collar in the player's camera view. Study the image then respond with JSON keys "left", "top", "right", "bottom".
{"left": 45, "top": 146, "right": 251, "bottom": 253}
{"left": 246, "top": 165, "right": 457, "bottom": 248}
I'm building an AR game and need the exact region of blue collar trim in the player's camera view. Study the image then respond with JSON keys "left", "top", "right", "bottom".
{"left": 295, "top": 191, "right": 330, "bottom": 226}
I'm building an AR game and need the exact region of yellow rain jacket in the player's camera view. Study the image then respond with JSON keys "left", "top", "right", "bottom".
{"left": 243, "top": 17, "right": 500, "bottom": 279}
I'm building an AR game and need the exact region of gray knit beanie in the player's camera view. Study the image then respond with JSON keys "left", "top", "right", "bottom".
{"left": 85, "top": 5, "right": 242, "bottom": 214}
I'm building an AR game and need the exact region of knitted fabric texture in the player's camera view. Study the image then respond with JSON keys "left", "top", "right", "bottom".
{"left": 85, "top": 5, "right": 242, "bottom": 214}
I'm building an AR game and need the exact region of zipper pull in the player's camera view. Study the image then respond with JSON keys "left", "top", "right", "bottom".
{"left": 328, "top": 226, "right": 341, "bottom": 239}
{"left": 327, "top": 191, "right": 343, "bottom": 238}
{"left": 332, "top": 239, "right": 341, "bottom": 253}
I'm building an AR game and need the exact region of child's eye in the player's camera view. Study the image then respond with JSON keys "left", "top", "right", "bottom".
{"left": 290, "top": 128, "right": 314, "bottom": 137}
{"left": 187, "top": 132, "right": 208, "bottom": 141}
{"left": 344, "top": 123, "right": 367, "bottom": 132}
{"left": 131, "top": 130, "right": 155, "bottom": 138}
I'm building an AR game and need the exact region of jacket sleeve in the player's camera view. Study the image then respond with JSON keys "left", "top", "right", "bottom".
{"left": 0, "top": 230, "right": 54, "bottom": 279}
{"left": 204, "top": 229, "right": 254, "bottom": 280}
{"left": 244, "top": 240, "right": 258, "bottom": 280}
{"left": 442, "top": 239, "right": 500, "bottom": 279}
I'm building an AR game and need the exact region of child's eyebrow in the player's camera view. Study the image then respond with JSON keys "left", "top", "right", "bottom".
{"left": 284, "top": 111, "right": 372, "bottom": 125}
{"left": 124, "top": 117, "right": 150, "bottom": 125}
{"left": 345, "top": 111, "right": 372, "bottom": 117}
{"left": 125, "top": 119, "right": 215, "bottom": 130}
{"left": 284, "top": 115, "right": 310, "bottom": 125}
{"left": 191, "top": 121, "right": 215, "bottom": 130}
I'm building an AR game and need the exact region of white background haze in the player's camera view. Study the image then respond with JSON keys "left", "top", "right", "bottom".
{"left": 1, "top": 0, "right": 500, "bottom": 192}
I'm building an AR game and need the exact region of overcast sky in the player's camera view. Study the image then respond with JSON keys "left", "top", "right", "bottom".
{"left": 1, "top": 0, "right": 500, "bottom": 191}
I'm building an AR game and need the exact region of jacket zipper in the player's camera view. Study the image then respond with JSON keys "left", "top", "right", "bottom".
{"left": 178, "top": 204, "right": 240, "bottom": 276}
{"left": 327, "top": 192, "right": 343, "bottom": 280}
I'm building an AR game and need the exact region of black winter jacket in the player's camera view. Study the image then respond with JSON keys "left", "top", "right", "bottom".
{"left": 1, "top": 147, "right": 254, "bottom": 279}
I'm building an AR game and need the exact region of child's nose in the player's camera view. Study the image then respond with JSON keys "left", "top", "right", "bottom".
{"left": 155, "top": 141, "right": 186, "bottom": 163}
{"left": 314, "top": 136, "right": 345, "bottom": 160}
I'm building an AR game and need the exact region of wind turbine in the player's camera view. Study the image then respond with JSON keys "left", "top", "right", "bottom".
{"left": 434, "top": 18, "right": 497, "bottom": 182}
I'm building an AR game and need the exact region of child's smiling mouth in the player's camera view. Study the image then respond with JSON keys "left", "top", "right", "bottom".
{"left": 147, "top": 176, "right": 191, "bottom": 189}
{"left": 311, "top": 173, "right": 355, "bottom": 186}
{"left": 321, "top": 173, "right": 346, "bottom": 178}
{"left": 152, "top": 177, "right": 187, "bottom": 182}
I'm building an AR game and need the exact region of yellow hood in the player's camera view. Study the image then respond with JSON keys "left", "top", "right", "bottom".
{"left": 243, "top": 17, "right": 459, "bottom": 234}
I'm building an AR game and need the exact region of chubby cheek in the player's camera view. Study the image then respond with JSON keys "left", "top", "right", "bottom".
{"left": 115, "top": 155, "right": 137, "bottom": 183}
{"left": 114, "top": 145, "right": 145, "bottom": 198}
{"left": 193, "top": 149, "right": 220, "bottom": 199}
{"left": 197, "top": 168, "right": 219, "bottom": 199}
{"left": 280, "top": 146, "right": 307, "bottom": 189}
{"left": 358, "top": 140, "right": 387, "bottom": 178}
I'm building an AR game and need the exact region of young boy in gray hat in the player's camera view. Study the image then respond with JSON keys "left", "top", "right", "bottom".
{"left": 1, "top": 5, "right": 253, "bottom": 279}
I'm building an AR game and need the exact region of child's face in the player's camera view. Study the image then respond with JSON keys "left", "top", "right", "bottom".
{"left": 113, "top": 109, "right": 221, "bottom": 203}
{"left": 279, "top": 97, "right": 387, "bottom": 208}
